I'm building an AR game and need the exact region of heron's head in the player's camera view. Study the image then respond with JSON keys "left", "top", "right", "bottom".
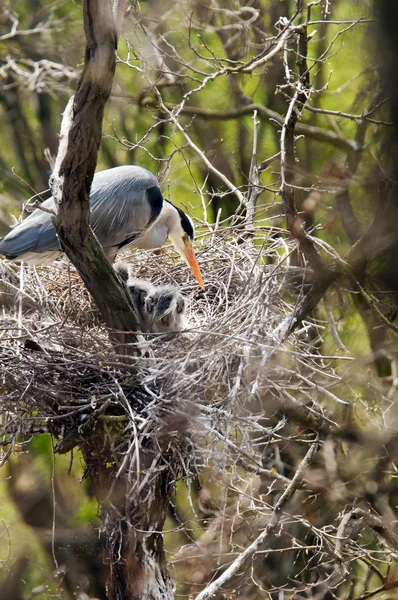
{"left": 167, "top": 203, "right": 205, "bottom": 289}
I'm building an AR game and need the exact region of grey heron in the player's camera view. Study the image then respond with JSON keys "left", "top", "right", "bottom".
{"left": 0, "top": 165, "right": 204, "bottom": 288}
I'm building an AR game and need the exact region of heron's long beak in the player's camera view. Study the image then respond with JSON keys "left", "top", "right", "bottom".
{"left": 183, "top": 240, "right": 205, "bottom": 289}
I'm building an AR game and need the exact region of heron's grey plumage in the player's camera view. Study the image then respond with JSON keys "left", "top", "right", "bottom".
{"left": 0, "top": 166, "right": 165, "bottom": 264}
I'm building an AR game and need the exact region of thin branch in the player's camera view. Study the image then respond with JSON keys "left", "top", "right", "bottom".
{"left": 136, "top": 98, "right": 358, "bottom": 153}
{"left": 0, "top": 12, "right": 55, "bottom": 42}
{"left": 159, "top": 100, "right": 246, "bottom": 207}
{"left": 303, "top": 102, "right": 392, "bottom": 126}
{"left": 279, "top": 26, "right": 325, "bottom": 273}
{"left": 246, "top": 110, "right": 261, "bottom": 230}
{"left": 323, "top": 294, "right": 347, "bottom": 352}
{"left": 353, "top": 583, "right": 398, "bottom": 600}
{"left": 352, "top": 277, "right": 398, "bottom": 335}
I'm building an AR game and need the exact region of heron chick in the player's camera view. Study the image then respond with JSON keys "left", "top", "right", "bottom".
{"left": 114, "top": 262, "right": 186, "bottom": 334}
{"left": 114, "top": 262, "right": 155, "bottom": 332}
{"left": 146, "top": 285, "right": 187, "bottom": 333}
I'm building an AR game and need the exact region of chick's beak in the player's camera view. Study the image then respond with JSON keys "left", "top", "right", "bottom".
{"left": 183, "top": 240, "right": 205, "bottom": 289}
{"left": 151, "top": 297, "right": 172, "bottom": 323}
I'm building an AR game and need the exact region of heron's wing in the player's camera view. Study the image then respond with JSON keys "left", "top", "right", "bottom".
{"left": 0, "top": 165, "right": 163, "bottom": 260}
{"left": 89, "top": 167, "right": 163, "bottom": 250}
{"left": 0, "top": 198, "right": 59, "bottom": 259}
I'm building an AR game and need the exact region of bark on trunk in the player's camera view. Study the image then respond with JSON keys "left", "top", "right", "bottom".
{"left": 80, "top": 423, "right": 175, "bottom": 600}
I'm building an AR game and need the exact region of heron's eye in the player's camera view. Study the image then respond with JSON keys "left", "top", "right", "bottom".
{"left": 182, "top": 233, "right": 189, "bottom": 242}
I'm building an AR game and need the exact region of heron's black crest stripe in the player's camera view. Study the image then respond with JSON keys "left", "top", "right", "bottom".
{"left": 178, "top": 207, "right": 194, "bottom": 239}
{"left": 166, "top": 201, "right": 194, "bottom": 239}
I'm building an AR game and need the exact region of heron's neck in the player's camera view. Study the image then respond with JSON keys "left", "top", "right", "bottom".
{"left": 135, "top": 201, "right": 180, "bottom": 250}
{"left": 161, "top": 201, "right": 180, "bottom": 233}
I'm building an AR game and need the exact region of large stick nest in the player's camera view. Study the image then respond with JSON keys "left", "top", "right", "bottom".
{"left": 0, "top": 222, "right": 350, "bottom": 465}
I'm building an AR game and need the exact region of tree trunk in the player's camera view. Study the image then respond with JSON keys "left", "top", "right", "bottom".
{"left": 80, "top": 423, "right": 175, "bottom": 600}
{"left": 49, "top": 2, "right": 176, "bottom": 597}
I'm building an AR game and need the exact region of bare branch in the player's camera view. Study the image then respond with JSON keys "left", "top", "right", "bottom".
{"left": 194, "top": 441, "right": 321, "bottom": 600}
{"left": 136, "top": 98, "right": 358, "bottom": 153}
{"left": 279, "top": 26, "right": 325, "bottom": 273}
{"left": 159, "top": 100, "right": 246, "bottom": 207}
{"left": 0, "top": 11, "right": 56, "bottom": 42}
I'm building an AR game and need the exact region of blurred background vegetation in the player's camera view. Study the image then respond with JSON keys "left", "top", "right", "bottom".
{"left": 2, "top": 0, "right": 398, "bottom": 598}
